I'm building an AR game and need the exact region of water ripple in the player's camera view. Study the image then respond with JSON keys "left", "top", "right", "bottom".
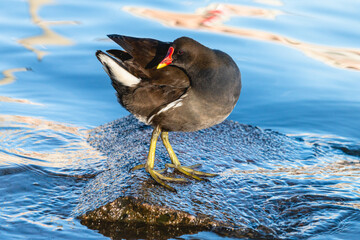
{"left": 76, "top": 116, "right": 360, "bottom": 239}
{"left": 0, "top": 114, "right": 106, "bottom": 239}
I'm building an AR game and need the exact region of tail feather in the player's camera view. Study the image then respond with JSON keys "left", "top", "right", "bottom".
{"left": 106, "top": 49, "right": 132, "bottom": 62}
{"left": 107, "top": 34, "right": 171, "bottom": 69}
{"left": 96, "top": 50, "right": 140, "bottom": 87}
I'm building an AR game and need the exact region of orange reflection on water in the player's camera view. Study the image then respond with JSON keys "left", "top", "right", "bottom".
{"left": 123, "top": 3, "right": 360, "bottom": 71}
{"left": 17, "top": 0, "right": 78, "bottom": 60}
{"left": 0, "top": 114, "right": 106, "bottom": 169}
{"left": 124, "top": 3, "right": 282, "bottom": 28}
{"left": 0, "top": 68, "right": 30, "bottom": 86}
{"left": 0, "top": 114, "right": 81, "bottom": 135}
{"left": 0, "top": 96, "right": 43, "bottom": 105}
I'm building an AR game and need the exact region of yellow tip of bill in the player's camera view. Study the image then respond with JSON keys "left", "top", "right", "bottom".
{"left": 156, "top": 63, "right": 168, "bottom": 69}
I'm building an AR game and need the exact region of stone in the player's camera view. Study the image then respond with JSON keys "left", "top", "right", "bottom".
{"left": 75, "top": 115, "right": 308, "bottom": 239}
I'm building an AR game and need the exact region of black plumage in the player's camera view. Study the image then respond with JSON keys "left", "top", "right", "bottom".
{"left": 96, "top": 35, "right": 241, "bottom": 191}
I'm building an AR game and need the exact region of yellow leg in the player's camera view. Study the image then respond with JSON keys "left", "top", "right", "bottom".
{"left": 160, "top": 132, "right": 218, "bottom": 180}
{"left": 130, "top": 126, "right": 187, "bottom": 192}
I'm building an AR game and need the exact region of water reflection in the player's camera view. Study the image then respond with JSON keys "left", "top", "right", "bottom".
{"left": 0, "top": 114, "right": 80, "bottom": 134}
{"left": 254, "top": 0, "right": 283, "bottom": 6}
{"left": 123, "top": 3, "right": 360, "bottom": 71}
{"left": 0, "top": 114, "right": 105, "bottom": 170}
{"left": 0, "top": 68, "right": 30, "bottom": 86}
{"left": 0, "top": 96, "right": 43, "bottom": 105}
{"left": 17, "top": 0, "right": 77, "bottom": 60}
{"left": 1, "top": 0, "right": 359, "bottom": 239}
{"left": 0, "top": 113, "right": 106, "bottom": 238}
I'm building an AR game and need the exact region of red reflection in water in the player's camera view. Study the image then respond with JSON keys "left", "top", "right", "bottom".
{"left": 123, "top": 3, "right": 360, "bottom": 71}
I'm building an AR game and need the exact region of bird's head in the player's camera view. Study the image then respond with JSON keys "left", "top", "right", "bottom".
{"left": 157, "top": 37, "right": 204, "bottom": 70}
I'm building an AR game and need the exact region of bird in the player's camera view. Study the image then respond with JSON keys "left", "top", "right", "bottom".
{"left": 96, "top": 35, "right": 241, "bottom": 192}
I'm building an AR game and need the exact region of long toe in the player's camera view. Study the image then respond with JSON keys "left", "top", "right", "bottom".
{"left": 153, "top": 170, "right": 188, "bottom": 182}
{"left": 180, "top": 166, "right": 219, "bottom": 177}
{"left": 165, "top": 163, "right": 218, "bottom": 179}
{"left": 129, "top": 163, "right": 145, "bottom": 172}
{"left": 148, "top": 169, "right": 177, "bottom": 192}
{"left": 165, "top": 164, "right": 203, "bottom": 181}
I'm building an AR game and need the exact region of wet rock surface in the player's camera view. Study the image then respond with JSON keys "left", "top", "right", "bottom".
{"left": 75, "top": 115, "right": 360, "bottom": 239}
{"left": 80, "top": 196, "right": 213, "bottom": 239}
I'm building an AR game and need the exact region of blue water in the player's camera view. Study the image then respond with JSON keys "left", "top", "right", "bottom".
{"left": 1, "top": 0, "right": 359, "bottom": 239}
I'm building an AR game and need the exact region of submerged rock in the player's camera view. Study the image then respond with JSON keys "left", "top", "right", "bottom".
{"left": 76, "top": 115, "right": 358, "bottom": 239}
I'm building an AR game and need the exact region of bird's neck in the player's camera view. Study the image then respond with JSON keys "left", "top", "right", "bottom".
{"left": 188, "top": 65, "right": 224, "bottom": 103}
{"left": 187, "top": 51, "right": 239, "bottom": 105}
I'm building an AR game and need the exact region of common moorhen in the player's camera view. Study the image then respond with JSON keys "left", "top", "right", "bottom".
{"left": 96, "top": 35, "right": 241, "bottom": 192}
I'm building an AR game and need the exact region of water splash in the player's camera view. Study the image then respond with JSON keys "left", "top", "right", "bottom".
{"left": 76, "top": 116, "right": 360, "bottom": 239}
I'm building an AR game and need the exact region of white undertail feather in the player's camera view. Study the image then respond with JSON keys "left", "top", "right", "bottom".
{"left": 98, "top": 53, "right": 140, "bottom": 87}
{"left": 134, "top": 114, "right": 149, "bottom": 125}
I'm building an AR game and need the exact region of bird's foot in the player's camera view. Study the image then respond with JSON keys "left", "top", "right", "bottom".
{"left": 130, "top": 163, "right": 188, "bottom": 192}
{"left": 129, "top": 163, "right": 146, "bottom": 172}
{"left": 165, "top": 163, "right": 218, "bottom": 181}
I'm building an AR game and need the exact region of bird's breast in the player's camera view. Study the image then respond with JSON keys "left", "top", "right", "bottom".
{"left": 148, "top": 90, "right": 235, "bottom": 132}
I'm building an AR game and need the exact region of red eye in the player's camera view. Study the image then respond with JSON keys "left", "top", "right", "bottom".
{"left": 178, "top": 50, "right": 184, "bottom": 55}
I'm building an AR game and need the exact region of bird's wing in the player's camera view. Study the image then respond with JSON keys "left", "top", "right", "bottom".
{"left": 100, "top": 35, "right": 190, "bottom": 118}
{"left": 107, "top": 35, "right": 190, "bottom": 88}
